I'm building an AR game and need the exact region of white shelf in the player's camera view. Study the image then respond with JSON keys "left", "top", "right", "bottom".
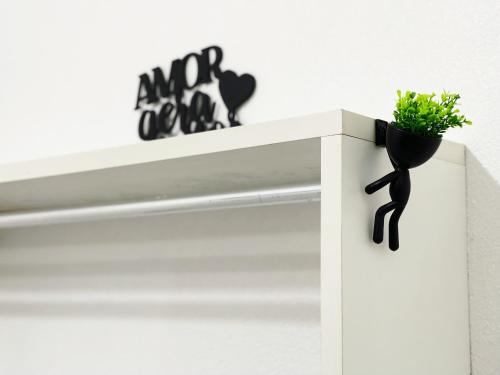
{"left": 0, "top": 109, "right": 469, "bottom": 375}
{"left": 0, "top": 110, "right": 463, "bottom": 212}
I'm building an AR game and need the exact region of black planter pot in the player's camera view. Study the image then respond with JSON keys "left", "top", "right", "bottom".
{"left": 365, "top": 121, "right": 442, "bottom": 251}
{"left": 386, "top": 123, "right": 442, "bottom": 170}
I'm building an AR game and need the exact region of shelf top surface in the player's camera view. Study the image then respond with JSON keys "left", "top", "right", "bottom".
{"left": 0, "top": 110, "right": 464, "bottom": 212}
{"left": 0, "top": 110, "right": 340, "bottom": 184}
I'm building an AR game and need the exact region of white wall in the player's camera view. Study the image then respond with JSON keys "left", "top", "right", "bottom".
{"left": 0, "top": 0, "right": 498, "bottom": 373}
{"left": 0, "top": 204, "right": 320, "bottom": 375}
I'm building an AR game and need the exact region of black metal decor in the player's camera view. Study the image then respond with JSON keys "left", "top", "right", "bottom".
{"left": 365, "top": 120, "right": 442, "bottom": 251}
{"left": 218, "top": 70, "right": 256, "bottom": 127}
{"left": 134, "top": 46, "right": 256, "bottom": 140}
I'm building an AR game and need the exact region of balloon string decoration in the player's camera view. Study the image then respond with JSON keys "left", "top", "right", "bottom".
{"left": 218, "top": 70, "right": 256, "bottom": 127}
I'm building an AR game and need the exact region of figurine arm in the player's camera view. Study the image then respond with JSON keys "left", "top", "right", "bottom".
{"left": 365, "top": 171, "right": 398, "bottom": 194}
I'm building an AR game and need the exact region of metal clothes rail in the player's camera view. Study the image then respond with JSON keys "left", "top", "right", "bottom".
{"left": 0, "top": 185, "right": 321, "bottom": 229}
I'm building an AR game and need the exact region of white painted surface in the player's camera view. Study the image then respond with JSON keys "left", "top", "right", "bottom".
{"left": 0, "top": 111, "right": 461, "bottom": 187}
{"left": 0, "top": 111, "right": 463, "bottom": 212}
{"left": 466, "top": 152, "right": 500, "bottom": 375}
{"left": 1, "top": 1, "right": 498, "bottom": 372}
{"left": 320, "top": 136, "right": 343, "bottom": 375}
{"left": 0, "top": 137, "right": 321, "bottom": 211}
{"left": 0, "top": 203, "right": 321, "bottom": 375}
{"left": 340, "top": 135, "right": 469, "bottom": 374}
{"left": 0, "top": 113, "right": 469, "bottom": 373}
{"left": 0, "top": 1, "right": 494, "bottom": 166}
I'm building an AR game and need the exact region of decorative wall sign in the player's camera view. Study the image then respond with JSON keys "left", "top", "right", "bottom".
{"left": 134, "top": 45, "right": 256, "bottom": 140}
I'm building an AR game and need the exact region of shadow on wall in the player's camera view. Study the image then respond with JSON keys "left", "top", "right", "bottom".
{"left": 0, "top": 203, "right": 320, "bottom": 323}
{"left": 466, "top": 151, "right": 500, "bottom": 374}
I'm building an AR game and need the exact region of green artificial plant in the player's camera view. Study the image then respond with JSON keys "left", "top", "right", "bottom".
{"left": 393, "top": 90, "right": 472, "bottom": 138}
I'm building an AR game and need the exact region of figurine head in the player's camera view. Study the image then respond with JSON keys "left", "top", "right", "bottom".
{"left": 386, "top": 123, "right": 442, "bottom": 169}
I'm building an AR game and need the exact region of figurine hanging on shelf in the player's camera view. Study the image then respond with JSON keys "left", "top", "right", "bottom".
{"left": 365, "top": 129, "right": 412, "bottom": 251}
{"left": 365, "top": 91, "right": 471, "bottom": 251}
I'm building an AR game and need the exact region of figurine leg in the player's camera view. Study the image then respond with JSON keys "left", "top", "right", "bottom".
{"left": 365, "top": 171, "right": 398, "bottom": 194}
{"left": 388, "top": 206, "right": 404, "bottom": 251}
{"left": 373, "top": 201, "right": 398, "bottom": 244}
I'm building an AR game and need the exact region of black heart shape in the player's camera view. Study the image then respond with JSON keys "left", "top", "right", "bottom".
{"left": 218, "top": 70, "right": 256, "bottom": 114}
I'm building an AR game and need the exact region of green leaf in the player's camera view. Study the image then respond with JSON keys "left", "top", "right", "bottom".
{"left": 393, "top": 90, "right": 472, "bottom": 137}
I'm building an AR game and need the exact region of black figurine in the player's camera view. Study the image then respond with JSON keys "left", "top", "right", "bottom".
{"left": 365, "top": 120, "right": 441, "bottom": 251}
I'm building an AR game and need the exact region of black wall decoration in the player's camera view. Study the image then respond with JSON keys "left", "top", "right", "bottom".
{"left": 365, "top": 120, "right": 442, "bottom": 251}
{"left": 135, "top": 46, "right": 256, "bottom": 140}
